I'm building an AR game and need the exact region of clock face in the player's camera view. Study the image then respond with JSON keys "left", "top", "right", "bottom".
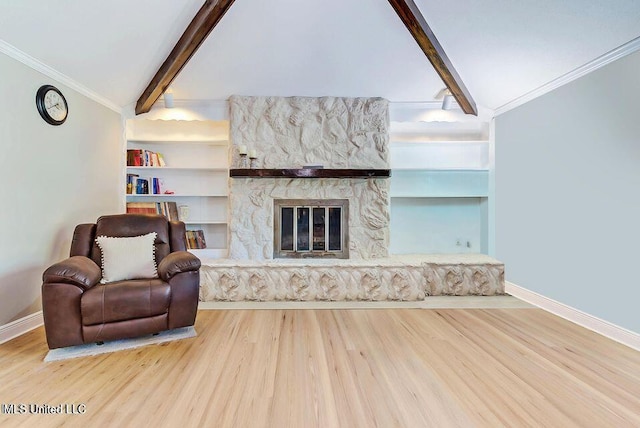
{"left": 44, "top": 90, "right": 67, "bottom": 121}
{"left": 36, "top": 85, "right": 68, "bottom": 125}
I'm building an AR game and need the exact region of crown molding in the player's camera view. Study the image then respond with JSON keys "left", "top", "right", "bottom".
{"left": 0, "top": 39, "right": 121, "bottom": 114}
{"left": 495, "top": 36, "right": 640, "bottom": 116}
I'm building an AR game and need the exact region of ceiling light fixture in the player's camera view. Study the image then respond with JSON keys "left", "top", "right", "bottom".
{"left": 441, "top": 89, "right": 454, "bottom": 110}
{"left": 163, "top": 87, "right": 174, "bottom": 108}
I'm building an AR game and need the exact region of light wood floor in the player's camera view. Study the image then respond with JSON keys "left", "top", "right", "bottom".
{"left": 1, "top": 309, "right": 639, "bottom": 427}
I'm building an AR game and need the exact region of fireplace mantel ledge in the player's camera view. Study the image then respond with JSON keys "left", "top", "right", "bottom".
{"left": 229, "top": 168, "right": 391, "bottom": 178}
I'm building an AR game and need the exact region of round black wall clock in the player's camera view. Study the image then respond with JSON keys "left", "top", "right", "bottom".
{"left": 36, "top": 85, "right": 68, "bottom": 125}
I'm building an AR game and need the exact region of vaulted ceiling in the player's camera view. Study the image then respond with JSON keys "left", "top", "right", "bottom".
{"left": 1, "top": 0, "right": 639, "bottom": 112}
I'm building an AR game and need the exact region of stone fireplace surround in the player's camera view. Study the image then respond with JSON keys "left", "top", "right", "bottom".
{"left": 228, "top": 95, "right": 391, "bottom": 260}
{"left": 199, "top": 96, "right": 504, "bottom": 301}
{"left": 229, "top": 177, "right": 389, "bottom": 260}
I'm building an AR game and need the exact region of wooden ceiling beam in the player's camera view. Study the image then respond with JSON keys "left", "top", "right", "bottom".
{"left": 135, "top": 0, "right": 236, "bottom": 115}
{"left": 387, "top": 0, "right": 477, "bottom": 115}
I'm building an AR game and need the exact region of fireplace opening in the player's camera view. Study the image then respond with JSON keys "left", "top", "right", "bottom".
{"left": 274, "top": 199, "right": 349, "bottom": 258}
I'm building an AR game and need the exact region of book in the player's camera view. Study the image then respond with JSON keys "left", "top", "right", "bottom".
{"left": 185, "top": 230, "right": 196, "bottom": 249}
{"left": 126, "top": 173, "right": 139, "bottom": 194}
{"left": 136, "top": 178, "right": 149, "bottom": 194}
{"left": 195, "top": 230, "right": 207, "bottom": 249}
{"left": 126, "top": 202, "right": 157, "bottom": 214}
{"left": 127, "top": 149, "right": 167, "bottom": 168}
{"left": 127, "top": 149, "right": 143, "bottom": 166}
{"left": 127, "top": 202, "right": 181, "bottom": 219}
{"left": 152, "top": 177, "right": 161, "bottom": 194}
{"left": 166, "top": 202, "right": 179, "bottom": 221}
{"left": 184, "top": 229, "right": 206, "bottom": 249}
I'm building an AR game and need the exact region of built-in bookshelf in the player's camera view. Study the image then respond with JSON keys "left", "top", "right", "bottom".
{"left": 388, "top": 121, "right": 492, "bottom": 255}
{"left": 125, "top": 119, "right": 230, "bottom": 259}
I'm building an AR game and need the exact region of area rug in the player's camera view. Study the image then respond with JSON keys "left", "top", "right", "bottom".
{"left": 44, "top": 326, "right": 196, "bottom": 362}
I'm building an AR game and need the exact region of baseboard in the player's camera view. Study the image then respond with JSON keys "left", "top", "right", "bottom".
{"left": 505, "top": 282, "right": 640, "bottom": 352}
{"left": 0, "top": 311, "right": 44, "bottom": 345}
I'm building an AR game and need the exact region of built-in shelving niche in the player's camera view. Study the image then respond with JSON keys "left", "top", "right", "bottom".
{"left": 125, "top": 119, "right": 230, "bottom": 259}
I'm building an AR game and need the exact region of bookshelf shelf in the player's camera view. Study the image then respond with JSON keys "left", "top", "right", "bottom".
{"left": 188, "top": 248, "right": 228, "bottom": 259}
{"left": 126, "top": 194, "right": 228, "bottom": 198}
{"left": 127, "top": 166, "right": 228, "bottom": 171}
{"left": 184, "top": 220, "right": 227, "bottom": 225}
{"left": 128, "top": 139, "right": 228, "bottom": 145}
{"left": 125, "top": 119, "right": 230, "bottom": 258}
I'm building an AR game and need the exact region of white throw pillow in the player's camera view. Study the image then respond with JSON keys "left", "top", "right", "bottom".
{"left": 95, "top": 232, "right": 158, "bottom": 284}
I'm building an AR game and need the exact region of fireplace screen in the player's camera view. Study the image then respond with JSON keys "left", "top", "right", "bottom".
{"left": 274, "top": 199, "right": 349, "bottom": 258}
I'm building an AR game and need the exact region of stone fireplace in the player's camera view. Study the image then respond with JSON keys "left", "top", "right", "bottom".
{"left": 228, "top": 95, "right": 390, "bottom": 260}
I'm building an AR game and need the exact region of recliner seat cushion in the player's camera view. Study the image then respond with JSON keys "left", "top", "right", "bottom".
{"left": 81, "top": 279, "right": 171, "bottom": 326}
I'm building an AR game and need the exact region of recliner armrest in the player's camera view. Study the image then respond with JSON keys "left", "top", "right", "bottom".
{"left": 157, "top": 251, "right": 201, "bottom": 281}
{"left": 42, "top": 256, "right": 101, "bottom": 290}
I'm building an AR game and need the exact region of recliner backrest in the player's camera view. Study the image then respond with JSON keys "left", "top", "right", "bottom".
{"left": 90, "top": 214, "right": 171, "bottom": 266}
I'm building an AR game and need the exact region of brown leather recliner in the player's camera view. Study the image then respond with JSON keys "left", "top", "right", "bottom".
{"left": 42, "top": 214, "right": 201, "bottom": 349}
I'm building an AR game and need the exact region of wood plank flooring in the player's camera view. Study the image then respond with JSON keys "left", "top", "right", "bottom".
{"left": 0, "top": 309, "right": 639, "bottom": 427}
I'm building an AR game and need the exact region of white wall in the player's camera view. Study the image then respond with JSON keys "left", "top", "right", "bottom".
{"left": 0, "top": 52, "right": 122, "bottom": 326}
{"left": 390, "top": 197, "right": 483, "bottom": 254}
{"left": 495, "top": 50, "right": 640, "bottom": 334}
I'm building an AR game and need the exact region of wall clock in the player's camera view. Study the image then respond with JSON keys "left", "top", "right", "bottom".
{"left": 36, "top": 85, "right": 68, "bottom": 125}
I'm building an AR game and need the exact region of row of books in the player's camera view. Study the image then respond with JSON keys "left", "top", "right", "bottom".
{"left": 127, "top": 149, "right": 166, "bottom": 167}
{"left": 126, "top": 202, "right": 179, "bottom": 221}
{"left": 126, "top": 174, "right": 165, "bottom": 195}
{"left": 186, "top": 230, "right": 207, "bottom": 249}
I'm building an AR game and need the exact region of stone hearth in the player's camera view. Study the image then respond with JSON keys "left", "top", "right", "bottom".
{"left": 199, "top": 254, "right": 504, "bottom": 301}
